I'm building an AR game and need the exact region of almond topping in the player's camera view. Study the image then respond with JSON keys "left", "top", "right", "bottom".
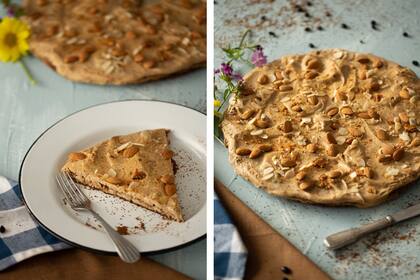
{"left": 381, "top": 145, "right": 395, "bottom": 155}
{"left": 392, "top": 148, "right": 404, "bottom": 161}
{"left": 161, "top": 149, "right": 174, "bottom": 159}
{"left": 105, "top": 176, "right": 123, "bottom": 185}
{"left": 375, "top": 128, "right": 388, "bottom": 140}
{"left": 326, "top": 132, "right": 337, "bottom": 144}
{"left": 249, "top": 148, "right": 263, "bottom": 159}
{"left": 358, "top": 112, "right": 371, "bottom": 119}
{"left": 328, "top": 170, "right": 342, "bottom": 178}
{"left": 326, "top": 144, "right": 338, "bottom": 156}
{"left": 283, "top": 120, "right": 293, "bottom": 133}
{"left": 257, "top": 74, "right": 268, "bottom": 85}
{"left": 399, "top": 112, "right": 409, "bottom": 123}
{"left": 348, "top": 127, "right": 363, "bottom": 137}
{"left": 299, "top": 181, "right": 313, "bottom": 190}
{"left": 122, "top": 146, "right": 139, "bottom": 158}
{"left": 258, "top": 144, "right": 273, "bottom": 152}
{"left": 279, "top": 85, "right": 293, "bottom": 92}
{"left": 64, "top": 55, "right": 79, "bottom": 64}
{"left": 295, "top": 171, "right": 306, "bottom": 181}
{"left": 308, "top": 96, "right": 318, "bottom": 105}
{"left": 164, "top": 184, "right": 177, "bottom": 196}
{"left": 399, "top": 89, "right": 410, "bottom": 99}
{"left": 255, "top": 119, "right": 270, "bottom": 129}
{"left": 235, "top": 147, "right": 252, "bottom": 156}
{"left": 307, "top": 143, "right": 317, "bottom": 153}
{"left": 327, "top": 107, "right": 339, "bottom": 117}
{"left": 161, "top": 174, "right": 175, "bottom": 184}
{"left": 240, "top": 109, "right": 256, "bottom": 120}
{"left": 291, "top": 105, "right": 303, "bottom": 112}
{"left": 281, "top": 158, "right": 297, "bottom": 167}
{"left": 368, "top": 108, "right": 380, "bottom": 119}
{"left": 132, "top": 170, "right": 146, "bottom": 180}
{"left": 341, "top": 107, "right": 353, "bottom": 115}
{"left": 68, "top": 152, "right": 86, "bottom": 161}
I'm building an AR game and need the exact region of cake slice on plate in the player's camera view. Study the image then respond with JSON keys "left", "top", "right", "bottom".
{"left": 61, "top": 129, "right": 183, "bottom": 222}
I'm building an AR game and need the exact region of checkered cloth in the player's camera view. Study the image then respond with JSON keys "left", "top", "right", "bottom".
{"left": 0, "top": 176, "right": 70, "bottom": 271}
{"left": 214, "top": 193, "right": 248, "bottom": 280}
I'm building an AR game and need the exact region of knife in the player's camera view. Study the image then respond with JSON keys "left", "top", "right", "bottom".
{"left": 324, "top": 202, "right": 420, "bottom": 250}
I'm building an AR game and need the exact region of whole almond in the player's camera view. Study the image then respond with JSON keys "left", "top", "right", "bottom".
{"left": 398, "top": 112, "right": 409, "bottom": 123}
{"left": 122, "top": 146, "right": 139, "bottom": 158}
{"left": 348, "top": 127, "right": 363, "bottom": 137}
{"left": 304, "top": 71, "right": 318, "bottom": 80}
{"left": 410, "top": 137, "right": 420, "bottom": 147}
{"left": 64, "top": 55, "right": 79, "bottom": 64}
{"left": 291, "top": 105, "right": 303, "bottom": 112}
{"left": 363, "top": 167, "right": 374, "bottom": 178}
{"left": 295, "top": 171, "right": 306, "bottom": 181}
{"left": 341, "top": 107, "right": 353, "bottom": 115}
{"left": 68, "top": 152, "right": 86, "bottom": 161}
{"left": 392, "top": 148, "right": 404, "bottom": 161}
{"left": 326, "top": 132, "right": 337, "bottom": 144}
{"left": 368, "top": 108, "right": 380, "bottom": 119}
{"left": 358, "top": 69, "right": 367, "bottom": 80}
{"left": 240, "top": 109, "right": 256, "bottom": 120}
{"left": 274, "top": 71, "right": 283, "bottom": 80}
{"left": 143, "top": 60, "right": 156, "bottom": 69}
{"left": 164, "top": 184, "right": 177, "bottom": 196}
{"left": 258, "top": 144, "right": 273, "bottom": 152}
{"left": 161, "top": 149, "right": 174, "bottom": 159}
{"left": 307, "top": 59, "right": 321, "bottom": 69}
{"left": 257, "top": 74, "right": 268, "bottom": 84}
{"left": 373, "top": 60, "right": 384, "bottom": 68}
{"left": 326, "top": 144, "right": 338, "bottom": 156}
{"left": 105, "top": 176, "right": 123, "bottom": 185}
{"left": 281, "top": 158, "right": 297, "bottom": 167}
{"left": 327, "top": 107, "right": 339, "bottom": 117}
{"left": 378, "top": 154, "right": 392, "bottom": 163}
{"left": 255, "top": 119, "right": 270, "bottom": 128}
{"left": 132, "top": 169, "right": 147, "bottom": 180}
{"left": 357, "top": 56, "right": 371, "bottom": 64}
{"left": 369, "top": 81, "right": 380, "bottom": 91}
{"left": 133, "top": 53, "right": 145, "bottom": 63}
{"left": 399, "top": 89, "right": 410, "bottom": 99}
{"left": 328, "top": 170, "right": 342, "bottom": 178}
{"left": 375, "top": 128, "right": 388, "bottom": 140}
{"left": 307, "top": 143, "right": 317, "bottom": 153}
{"left": 235, "top": 147, "right": 252, "bottom": 156}
{"left": 161, "top": 174, "right": 175, "bottom": 184}
{"left": 249, "top": 148, "right": 263, "bottom": 159}
{"left": 358, "top": 112, "right": 371, "bottom": 119}
{"left": 381, "top": 145, "right": 395, "bottom": 155}
{"left": 308, "top": 95, "right": 318, "bottom": 105}
{"left": 283, "top": 120, "right": 293, "bottom": 133}
{"left": 279, "top": 85, "right": 293, "bottom": 91}
{"left": 299, "top": 181, "right": 313, "bottom": 190}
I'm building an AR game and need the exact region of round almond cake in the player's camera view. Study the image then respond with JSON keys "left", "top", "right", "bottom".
{"left": 22, "top": 0, "right": 206, "bottom": 85}
{"left": 221, "top": 49, "right": 420, "bottom": 207}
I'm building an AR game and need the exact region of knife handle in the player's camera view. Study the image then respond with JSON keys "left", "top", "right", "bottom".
{"left": 324, "top": 216, "right": 394, "bottom": 250}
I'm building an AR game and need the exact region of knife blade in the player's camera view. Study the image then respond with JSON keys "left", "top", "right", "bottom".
{"left": 390, "top": 202, "right": 420, "bottom": 223}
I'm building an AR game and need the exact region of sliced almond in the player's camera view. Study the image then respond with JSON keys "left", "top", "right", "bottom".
{"left": 304, "top": 71, "right": 318, "bottom": 80}
{"left": 249, "top": 148, "right": 263, "bottom": 159}
{"left": 122, "top": 146, "right": 139, "bottom": 158}
{"left": 295, "top": 171, "right": 306, "bottom": 181}
{"left": 164, "top": 184, "right": 177, "bottom": 196}
{"left": 279, "top": 85, "right": 293, "bottom": 92}
{"left": 258, "top": 144, "right": 273, "bottom": 152}
{"left": 235, "top": 147, "right": 252, "bottom": 156}
{"left": 381, "top": 145, "right": 395, "bottom": 155}
{"left": 348, "top": 127, "right": 363, "bottom": 137}
{"left": 68, "top": 152, "right": 86, "bottom": 161}
{"left": 378, "top": 154, "right": 392, "bottom": 163}
{"left": 274, "top": 71, "right": 283, "bottom": 80}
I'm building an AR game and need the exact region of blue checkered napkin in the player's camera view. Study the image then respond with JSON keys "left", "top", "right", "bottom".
{"left": 0, "top": 176, "right": 71, "bottom": 271}
{"left": 214, "top": 193, "right": 247, "bottom": 280}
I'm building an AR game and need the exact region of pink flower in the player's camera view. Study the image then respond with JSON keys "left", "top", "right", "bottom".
{"left": 251, "top": 46, "right": 267, "bottom": 67}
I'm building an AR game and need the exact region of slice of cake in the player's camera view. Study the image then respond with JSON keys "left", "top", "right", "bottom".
{"left": 61, "top": 129, "right": 183, "bottom": 222}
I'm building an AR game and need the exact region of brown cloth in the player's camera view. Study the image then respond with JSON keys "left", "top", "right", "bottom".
{"left": 215, "top": 180, "right": 331, "bottom": 280}
{"left": 1, "top": 249, "right": 191, "bottom": 280}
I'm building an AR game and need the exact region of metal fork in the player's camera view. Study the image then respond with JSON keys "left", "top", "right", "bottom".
{"left": 56, "top": 172, "right": 140, "bottom": 263}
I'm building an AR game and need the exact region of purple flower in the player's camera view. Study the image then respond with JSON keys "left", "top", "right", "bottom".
{"left": 231, "top": 73, "right": 243, "bottom": 81}
{"left": 220, "top": 63, "right": 233, "bottom": 76}
{"left": 251, "top": 46, "right": 267, "bottom": 67}
{"left": 6, "top": 7, "right": 14, "bottom": 17}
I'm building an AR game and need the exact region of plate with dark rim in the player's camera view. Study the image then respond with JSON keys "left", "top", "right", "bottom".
{"left": 19, "top": 100, "right": 206, "bottom": 253}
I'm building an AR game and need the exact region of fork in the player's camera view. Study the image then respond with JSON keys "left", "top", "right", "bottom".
{"left": 56, "top": 172, "right": 140, "bottom": 263}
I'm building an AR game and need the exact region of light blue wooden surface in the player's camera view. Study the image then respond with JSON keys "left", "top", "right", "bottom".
{"left": 0, "top": 10, "right": 206, "bottom": 279}
{"left": 215, "top": 0, "right": 420, "bottom": 279}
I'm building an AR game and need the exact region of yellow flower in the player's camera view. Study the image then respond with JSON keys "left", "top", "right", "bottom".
{"left": 214, "top": 100, "right": 221, "bottom": 107}
{"left": 0, "top": 17, "right": 30, "bottom": 62}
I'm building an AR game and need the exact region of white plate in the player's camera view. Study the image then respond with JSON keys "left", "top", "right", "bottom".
{"left": 19, "top": 100, "right": 206, "bottom": 253}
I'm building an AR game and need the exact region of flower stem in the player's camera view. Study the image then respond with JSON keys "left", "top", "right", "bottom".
{"left": 19, "top": 59, "right": 36, "bottom": 85}
{"left": 238, "top": 29, "right": 251, "bottom": 48}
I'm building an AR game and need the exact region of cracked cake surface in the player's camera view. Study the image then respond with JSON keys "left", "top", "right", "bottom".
{"left": 61, "top": 129, "right": 183, "bottom": 222}
{"left": 222, "top": 49, "right": 420, "bottom": 207}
